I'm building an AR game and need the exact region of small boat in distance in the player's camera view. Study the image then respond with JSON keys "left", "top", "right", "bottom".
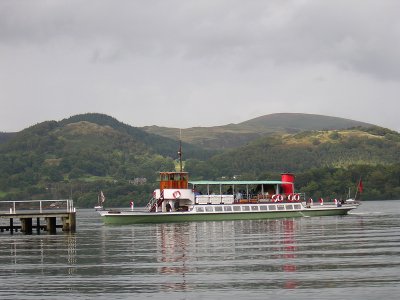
{"left": 98, "top": 171, "right": 358, "bottom": 224}
{"left": 94, "top": 191, "right": 106, "bottom": 211}
{"left": 345, "top": 178, "right": 363, "bottom": 204}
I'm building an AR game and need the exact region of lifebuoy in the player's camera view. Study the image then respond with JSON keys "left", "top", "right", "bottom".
{"left": 293, "top": 194, "right": 300, "bottom": 201}
{"left": 173, "top": 191, "right": 181, "bottom": 199}
{"left": 287, "top": 194, "right": 293, "bottom": 202}
{"left": 272, "top": 194, "right": 283, "bottom": 202}
{"left": 319, "top": 198, "right": 324, "bottom": 205}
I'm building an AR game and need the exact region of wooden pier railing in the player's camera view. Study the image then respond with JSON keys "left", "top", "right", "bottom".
{"left": 0, "top": 199, "right": 76, "bottom": 235}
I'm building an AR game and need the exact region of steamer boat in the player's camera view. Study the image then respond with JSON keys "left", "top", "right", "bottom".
{"left": 98, "top": 171, "right": 358, "bottom": 224}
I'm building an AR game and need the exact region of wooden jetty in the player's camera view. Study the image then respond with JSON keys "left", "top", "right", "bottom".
{"left": 0, "top": 199, "right": 76, "bottom": 235}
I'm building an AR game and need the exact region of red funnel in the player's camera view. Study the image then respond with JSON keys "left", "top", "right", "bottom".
{"left": 281, "top": 173, "right": 295, "bottom": 194}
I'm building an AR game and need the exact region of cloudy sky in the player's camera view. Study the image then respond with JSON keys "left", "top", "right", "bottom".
{"left": 1, "top": 0, "right": 400, "bottom": 132}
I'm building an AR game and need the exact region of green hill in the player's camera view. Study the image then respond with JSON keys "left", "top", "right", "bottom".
{"left": 59, "top": 113, "right": 214, "bottom": 159}
{"left": 0, "top": 114, "right": 212, "bottom": 206}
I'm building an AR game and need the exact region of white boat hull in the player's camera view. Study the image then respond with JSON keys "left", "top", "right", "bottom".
{"left": 99, "top": 203, "right": 357, "bottom": 224}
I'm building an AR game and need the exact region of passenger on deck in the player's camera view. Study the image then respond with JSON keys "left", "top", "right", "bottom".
{"left": 227, "top": 186, "right": 233, "bottom": 194}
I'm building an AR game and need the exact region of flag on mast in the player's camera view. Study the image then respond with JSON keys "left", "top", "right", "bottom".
{"left": 100, "top": 191, "right": 106, "bottom": 203}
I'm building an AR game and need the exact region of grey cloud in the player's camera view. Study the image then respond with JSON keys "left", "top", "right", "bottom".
{"left": 0, "top": 0, "right": 399, "bottom": 132}
{"left": 1, "top": 0, "right": 399, "bottom": 79}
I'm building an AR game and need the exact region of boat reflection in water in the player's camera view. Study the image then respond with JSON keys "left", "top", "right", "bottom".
{"left": 156, "top": 224, "right": 190, "bottom": 291}
{"left": 154, "top": 218, "right": 301, "bottom": 292}
{"left": 281, "top": 220, "right": 298, "bottom": 289}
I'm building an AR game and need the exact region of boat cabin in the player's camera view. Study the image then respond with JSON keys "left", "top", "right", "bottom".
{"left": 189, "top": 180, "right": 294, "bottom": 204}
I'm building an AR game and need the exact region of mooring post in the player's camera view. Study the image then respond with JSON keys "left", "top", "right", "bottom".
{"left": 10, "top": 217, "right": 14, "bottom": 235}
{"left": 45, "top": 217, "right": 57, "bottom": 234}
{"left": 62, "top": 213, "right": 76, "bottom": 232}
{"left": 69, "top": 212, "right": 76, "bottom": 233}
{"left": 36, "top": 217, "right": 41, "bottom": 234}
{"left": 20, "top": 218, "right": 33, "bottom": 235}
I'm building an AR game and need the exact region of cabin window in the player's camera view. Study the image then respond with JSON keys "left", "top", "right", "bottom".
{"left": 196, "top": 207, "right": 204, "bottom": 212}
{"left": 224, "top": 206, "right": 232, "bottom": 212}
{"left": 242, "top": 206, "right": 250, "bottom": 211}
{"left": 260, "top": 205, "right": 268, "bottom": 211}
{"left": 269, "top": 205, "right": 276, "bottom": 211}
{"left": 277, "top": 205, "right": 285, "bottom": 211}
{"left": 205, "top": 206, "right": 213, "bottom": 213}
{"left": 214, "top": 206, "right": 223, "bottom": 212}
{"left": 293, "top": 204, "right": 301, "bottom": 210}
{"left": 251, "top": 206, "right": 259, "bottom": 211}
{"left": 233, "top": 206, "right": 241, "bottom": 212}
{"left": 286, "top": 204, "right": 293, "bottom": 210}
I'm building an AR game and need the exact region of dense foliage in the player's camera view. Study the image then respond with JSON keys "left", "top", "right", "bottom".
{"left": 0, "top": 114, "right": 399, "bottom": 207}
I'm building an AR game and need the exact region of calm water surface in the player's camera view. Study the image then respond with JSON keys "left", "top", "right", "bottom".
{"left": 1, "top": 201, "right": 400, "bottom": 300}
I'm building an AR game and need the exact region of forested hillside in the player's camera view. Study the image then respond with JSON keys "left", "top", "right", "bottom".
{"left": 185, "top": 127, "right": 400, "bottom": 177}
{"left": 0, "top": 114, "right": 198, "bottom": 207}
{"left": 185, "top": 127, "right": 400, "bottom": 200}
{"left": 0, "top": 113, "right": 399, "bottom": 207}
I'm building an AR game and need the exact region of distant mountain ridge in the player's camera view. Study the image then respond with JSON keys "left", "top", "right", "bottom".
{"left": 238, "top": 113, "right": 374, "bottom": 131}
{"left": 142, "top": 113, "right": 375, "bottom": 149}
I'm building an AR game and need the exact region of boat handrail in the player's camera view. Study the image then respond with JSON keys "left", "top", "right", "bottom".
{"left": 146, "top": 197, "right": 157, "bottom": 211}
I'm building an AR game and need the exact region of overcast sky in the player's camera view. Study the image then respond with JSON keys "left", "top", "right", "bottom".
{"left": 1, "top": 0, "right": 400, "bottom": 132}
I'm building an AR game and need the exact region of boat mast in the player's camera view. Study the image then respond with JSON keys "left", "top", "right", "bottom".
{"left": 178, "top": 129, "right": 183, "bottom": 172}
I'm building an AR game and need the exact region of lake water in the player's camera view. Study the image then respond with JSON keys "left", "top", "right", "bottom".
{"left": 1, "top": 201, "right": 400, "bottom": 300}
